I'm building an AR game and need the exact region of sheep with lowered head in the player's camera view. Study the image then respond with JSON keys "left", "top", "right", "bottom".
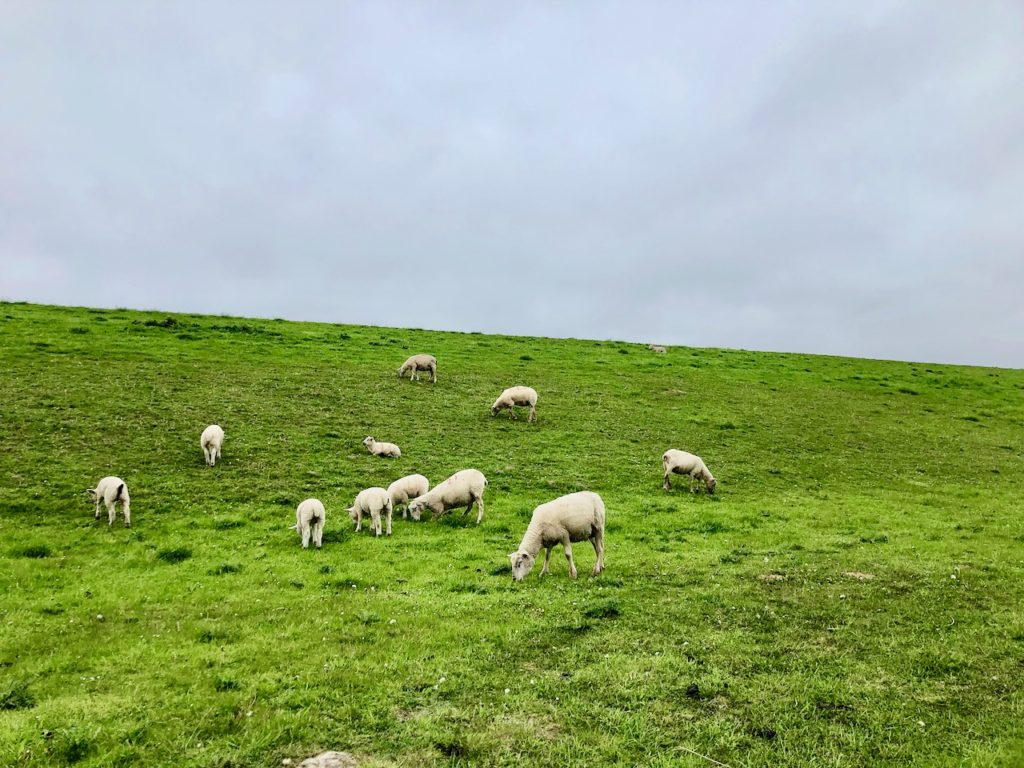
{"left": 293, "top": 498, "right": 326, "bottom": 549}
{"left": 363, "top": 436, "right": 401, "bottom": 458}
{"left": 387, "top": 473, "right": 429, "bottom": 519}
{"left": 648, "top": 344, "right": 667, "bottom": 354}
{"left": 200, "top": 424, "right": 225, "bottom": 466}
{"left": 490, "top": 386, "right": 538, "bottom": 422}
{"left": 662, "top": 449, "right": 717, "bottom": 493}
{"left": 88, "top": 476, "right": 131, "bottom": 527}
{"left": 398, "top": 354, "right": 437, "bottom": 383}
{"left": 509, "top": 491, "right": 605, "bottom": 581}
{"left": 407, "top": 469, "right": 487, "bottom": 523}
{"left": 347, "top": 487, "right": 394, "bottom": 536}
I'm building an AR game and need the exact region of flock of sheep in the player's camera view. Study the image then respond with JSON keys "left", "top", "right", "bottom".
{"left": 86, "top": 352, "right": 717, "bottom": 582}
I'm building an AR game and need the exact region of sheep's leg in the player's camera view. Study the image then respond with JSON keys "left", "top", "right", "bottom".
{"left": 663, "top": 472, "right": 671, "bottom": 490}
{"left": 301, "top": 525, "right": 311, "bottom": 548}
{"left": 509, "top": 406, "right": 517, "bottom": 419}
{"left": 689, "top": 474, "right": 696, "bottom": 493}
{"left": 529, "top": 404, "right": 537, "bottom": 422}
{"left": 563, "top": 540, "right": 578, "bottom": 578}
{"left": 540, "top": 547, "right": 553, "bottom": 576}
{"left": 94, "top": 499, "right": 101, "bottom": 520}
{"left": 354, "top": 512, "right": 362, "bottom": 533}
{"left": 385, "top": 505, "right": 393, "bottom": 536}
{"left": 106, "top": 499, "right": 116, "bottom": 526}
{"left": 475, "top": 494, "right": 484, "bottom": 524}
{"left": 430, "top": 365, "right": 437, "bottom": 383}
{"left": 122, "top": 504, "right": 131, "bottom": 528}
{"left": 314, "top": 520, "right": 323, "bottom": 548}
{"left": 401, "top": 504, "right": 408, "bottom": 520}
{"left": 591, "top": 530, "right": 604, "bottom": 575}
{"left": 371, "top": 510, "right": 381, "bottom": 537}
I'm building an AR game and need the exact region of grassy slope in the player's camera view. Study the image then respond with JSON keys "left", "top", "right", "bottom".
{"left": 0, "top": 302, "right": 1022, "bottom": 768}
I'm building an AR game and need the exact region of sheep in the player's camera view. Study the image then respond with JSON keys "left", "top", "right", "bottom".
{"left": 293, "top": 498, "right": 326, "bottom": 549}
{"left": 387, "top": 473, "right": 430, "bottom": 519}
{"left": 87, "top": 476, "right": 131, "bottom": 527}
{"left": 407, "top": 469, "right": 487, "bottom": 524}
{"left": 362, "top": 436, "right": 401, "bottom": 458}
{"left": 200, "top": 424, "right": 225, "bottom": 466}
{"left": 509, "top": 491, "right": 605, "bottom": 581}
{"left": 347, "top": 487, "right": 393, "bottom": 536}
{"left": 398, "top": 354, "right": 437, "bottom": 383}
{"left": 648, "top": 344, "right": 668, "bottom": 354}
{"left": 662, "top": 449, "right": 717, "bottom": 494}
{"left": 490, "top": 386, "right": 538, "bottom": 422}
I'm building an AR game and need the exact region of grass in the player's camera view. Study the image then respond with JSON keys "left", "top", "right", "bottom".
{"left": 0, "top": 301, "right": 1022, "bottom": 767}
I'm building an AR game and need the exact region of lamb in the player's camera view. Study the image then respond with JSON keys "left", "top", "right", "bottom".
{"left": 407, "top": 469, "right": 487, "bottom": 524}
{"left": 397, "top": 354, "right": 437, "bottom": 383}
{"left": 387, "top": 473, "right": 430, "bottom": 519}
{"left": 200, "top": 424, "right": 225, "bottom": 466}
{"left": 509, "top": 491, "right": 605, "bottom": 581}
{"left": 648, "top": 344, "right": 668, "bottom": 354}
{"left": 293, "top": 498, "right": 326, "bottom": 549}
{"left": 362, "top": 436, "right": 401, "bottom": 458}
{"left": 87, "top": 476, "right": 131, "bottom": 527}
{"left": 662, "top": 449, "right": 717, "bottom": 493}
{"left": 490, "top": 386, "right": 538, "bottom": 422}
{"left": 347, "top": 487, "right": 394, "bottom": 536}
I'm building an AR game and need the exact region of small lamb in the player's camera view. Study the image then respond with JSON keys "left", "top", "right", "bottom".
{"left": 363, "top": 436, "right": 401, "bottom": 458}
{"left": 347, "top": 487, "right": 394, "bottom": 536}
{"left": 490, "top": 386, "right": 538, "bottom": 422}
{"left": 293, "top": 498, "right": 326, "bottom": 549}
{"left": 87, "top": 476, "right": 131, "bottom": 527}
{"left": 387, "top": 474, "right": 430, "bottom": 519}
{"left": 407, "top": 469, "right": 487, "bottom": 523}
{"left": 648, "top": 344, "right": 668, "bottom": 354}
{"left": 662, "top": 449, "right": 717, "bottom": 493}
{"left": 200, "top": 424, "right": 225, "bottom": 466}
{"left": 509, "top": 491, "right": 605, "bottom": 581}
{"left": 398, "top": 354, "right": 437, "bottom": 383}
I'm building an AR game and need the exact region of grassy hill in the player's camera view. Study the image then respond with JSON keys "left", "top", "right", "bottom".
{"left": 1, "top": 301, "right": 1022, "bottom": 767}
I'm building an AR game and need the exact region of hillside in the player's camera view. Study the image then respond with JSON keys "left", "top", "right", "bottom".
{"left": 1, "top": 301, "right": 1022, "bottom": 767}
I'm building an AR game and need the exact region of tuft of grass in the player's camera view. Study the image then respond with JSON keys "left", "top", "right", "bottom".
{"left": 155, "top": 547, "right": 192, "bottom": 564}
{"left": 582, "top": 599, "right": 621, "bottom": 619}
{"left": 0, "top": 681, "right": 35, "bottom": 710}
{"left": 12, "top": 543, "right": 51, "bottom": 558}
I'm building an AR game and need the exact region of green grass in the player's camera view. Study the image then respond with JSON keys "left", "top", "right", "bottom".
{"left": 1, "top": 301, "right": 1022, "bottom": 767}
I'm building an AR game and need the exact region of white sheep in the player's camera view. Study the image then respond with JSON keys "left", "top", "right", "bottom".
{"left": 648, "top": 344, "right": 668, "bottom": 354}
{"left": 87, "top": 476, "right": 131, "bottom": 527}
{"left": 200, "top": 424, "right": 225, "bottom": 466}
{"left": 293, "top": 498, "right": 326, "bottom": 549}
{"left": 347, "top": 487, "right": 394, "bottom": 536}
{"left": 407, "top": 469, "right": 487, "bottom": 524}
{"left": 387, "top": 473, "right": 430, "bottom": 519}
{"left": 397, "top": 354, "right": 437, "bottom": 383}
{"left": 509, "top": 491, "right": 605, "bottom": 581}
{"left": 362, "top": 436, "right": 401, "bottom": 458}
{"left": 490, "top": 386, "right": 538, "bottom": 422}
{"left": 662, "top": 449, "right": 717, "bottom": 493}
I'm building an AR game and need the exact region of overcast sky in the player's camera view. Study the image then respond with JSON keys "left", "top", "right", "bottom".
{"left": 2, "top": 2, "right": 1022, "bottom": 367}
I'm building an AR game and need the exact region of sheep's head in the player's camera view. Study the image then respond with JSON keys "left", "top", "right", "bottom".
{"left": 705, "top": 476, "right": 717, "bottom": 494}
{"left": 407, "top": 498, "right": 425, "bottom": 521}
{"left": 396, "top": 365, "right": 406, "bottom": 377}
{"left": 362, "top": 436, "right": 374, "bottom": 447}
{"left": 490, "top": 402, "right": 500, "bottom": 416}
{"left": 86, "top": 488, "right": 97, "bottom": 499}
{"left": 509, "top": 551, "right": 536, "bottom": 582}
{"left": 347, "top": 506, "right": 358, "bottom": 522}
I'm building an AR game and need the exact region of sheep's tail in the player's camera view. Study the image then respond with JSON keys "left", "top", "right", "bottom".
{"left": 115, "top": 483, "right": 126, "bottom": 501}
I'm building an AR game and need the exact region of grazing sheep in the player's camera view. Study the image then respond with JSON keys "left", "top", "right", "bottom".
{"left": 387, "top": 473, "right": 430, "bottom": 519}
{"left": 509, "top": 491, "right": 605, "bottom": 581}
{"left": 363, "top": 436, "right": 401, "bottom": 458}
{"left": 347, "top": 487, "right": 393, "bottom": 536}
{"left": 398, "top": 354, "right": 437, "bottom": 383}
{"left": 200, "top": 424, "right": 225, "bottom": 466}
{"left": 87, "top": 476, "right": 131, "bottom": 527}
{"left": 648, "top": 344, "right": 668, "bottom": 354}
{"left": 407, "top": 469, "right": 487, "bottom": 523}
{"left": 490, "top": 386, "right": 538, "bottom": 422}
{"left": 293, "top": 498, "right": 326, "bottom": 549}
{"left": 662, "top": 449, "right": 717, "bottom": 494}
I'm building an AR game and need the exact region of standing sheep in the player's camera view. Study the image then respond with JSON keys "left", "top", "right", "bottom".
{"left": 347, "top": 487, "right": 394, "bottom": 536}
{"left": 87, "top": 476, "right": 131, "bottom": 527}
{"left": 490, "top": 386, "right": 538, "bottom": 422}
{"left": 200, "top": 424, "right": 225, "bottom": 467}
{"left": 407, "top": 469, "right": 487, "bottom": 523}
{"left": 662, "top": 449, "right": 717, "bottom": 494}
{"left": 509, "top": 491, "right": 605, "bottom": 581}
{"left": 398, "top": 354, "right": 437, "bottom": 383}
{"left": 363, "top": 436, "right": 401, "bottom": 458}
{"left": 387, "top": 474, "right": 430, "bottom": 519}
{"left": 293, "top": 498, "right": 326, "bottom": 549}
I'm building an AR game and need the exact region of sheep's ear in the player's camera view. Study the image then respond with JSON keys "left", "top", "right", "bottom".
{"left": 86, "top": 488, "right": 96, "bottom": 497}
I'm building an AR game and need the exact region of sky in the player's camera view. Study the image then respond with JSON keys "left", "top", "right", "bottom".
{"left": 2, "top": 1, "right": 1022, "bottom": 368}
